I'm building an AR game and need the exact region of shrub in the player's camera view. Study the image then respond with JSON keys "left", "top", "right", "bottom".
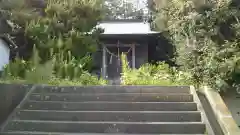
{"left": 121, "top": 54, "right": 192, "bottom": 85}
{"left": 1, "top": 46, "right": 107, "bottom": 86}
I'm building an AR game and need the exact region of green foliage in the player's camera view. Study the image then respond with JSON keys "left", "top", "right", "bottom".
{"left": 1, "top": 0, "right": 104, "bottom": 68}
{"left": 2, "top": 57, "right": 27, "bottom": 78}
{"left": 52, "top": 50, "right": 92, "bottom": 79}
{"left": 1, "top": 50, "right": 104, "bottom": 86}
{"left": 46, "top": 73, "right": 107, "bottom": 86}
{"left": 152, "top": 0, "right": 240, "bottom": 92}
{"left": 1, "top": 48, "right": 107, "bottom": 85}
{"left": 0, "top": 0, "right": 40, "bottom": 27}
{"left": 121, "top": 54, "right": 192, "bottom": 85}
{"left": 25, "top": 0, "right": 103, "bottom": 62}
{"left": 0, "top": 75, "right": 107, "bottom": 86}
{"left": 0, "top": 0, "right": 108, "bottom": 86}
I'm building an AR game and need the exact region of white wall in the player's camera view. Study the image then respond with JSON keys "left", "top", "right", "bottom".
{"left": 0, "top": 39, "right": 10, "bottom": 71}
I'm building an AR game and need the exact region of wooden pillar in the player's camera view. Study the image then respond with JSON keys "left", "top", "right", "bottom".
{"left": 102, "top": 45, "right": 107, "bottom": 78}
{"left": 132, "top": 44, "right": 136, "bottom": 69}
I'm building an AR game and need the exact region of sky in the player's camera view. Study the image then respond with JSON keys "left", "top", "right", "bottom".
{"left": 105, "top": 0, "right": 149, "bottom": 17}
{"left": 129, "top": 0, "right": 148, "bottom": 14}
{"left": 130, "top": 0, "right": 147, "bottom": 9}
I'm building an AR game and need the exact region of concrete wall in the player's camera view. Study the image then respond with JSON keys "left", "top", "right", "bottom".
{"left": 200, "top": 87, "right": 240, "bottom": 135}
{"left": 0, "top": 84, "right": 30, "bottom": 125}
{"left": 197, "top": 92, "right": 224, "bottom": 135}
{"left": 222, "top": 91, "right": 240, "bottom": 127}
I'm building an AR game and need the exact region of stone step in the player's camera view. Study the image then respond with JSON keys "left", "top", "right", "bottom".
{"left": 33, "top": 86, "right": 190, "bottom": 94}
{"left": 23, "top": 101, "right": 198, "bottom": 111}
{"left": 29, "top": 93, "right": 193, "bottom": 102}
{"left": 4, "top": 120, "right": 206, "bottom": 134}
{"left": 1, "top": 131, "right": 205, "bottom": 135}
{"left": 16, "top": 110, "right": 201, "bottom": 122}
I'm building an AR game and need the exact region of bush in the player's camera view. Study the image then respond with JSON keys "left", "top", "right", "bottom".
{"left": 1, "top": 46, "right": 107, "bottom": 86}
{"left": 121, "top": 54, "right": 192, "bottom": 85}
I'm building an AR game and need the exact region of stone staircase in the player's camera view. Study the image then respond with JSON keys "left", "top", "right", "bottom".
{"left": 0, "top": 85, "right": 213, "bottom": 135}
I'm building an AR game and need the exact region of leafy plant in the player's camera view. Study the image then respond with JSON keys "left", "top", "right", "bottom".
{"left": 121, "top": 54, "right": 192, "bottom": 86}
{"left": 0, "top": 0, "right": 108, "bottom": 86}
{"left": 1, "top": 45, "right": 107, "bottom": 85}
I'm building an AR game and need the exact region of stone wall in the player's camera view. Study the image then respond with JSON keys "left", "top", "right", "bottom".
{"left": 0, "top": 84, "right": 31, "bottom": 125}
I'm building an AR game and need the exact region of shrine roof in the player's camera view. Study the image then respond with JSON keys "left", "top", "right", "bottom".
{"left": 96, "top": 20, "right": 160, "bottom": 35}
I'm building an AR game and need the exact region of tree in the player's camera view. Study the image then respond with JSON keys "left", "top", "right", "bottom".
{"left": 0, "top": 0, "right": 46, "bottom": 59}
{"left": 152, "top": 0, "right": 240, "bottom": 92}
{"left": 104, "top": 0, "right": 146, "bottom": 20}
{"left": 0, "top": 0, "right": 105, "bottom": 79}
{"left": 0, "top": 0, "right": 104, "bottom": 60}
